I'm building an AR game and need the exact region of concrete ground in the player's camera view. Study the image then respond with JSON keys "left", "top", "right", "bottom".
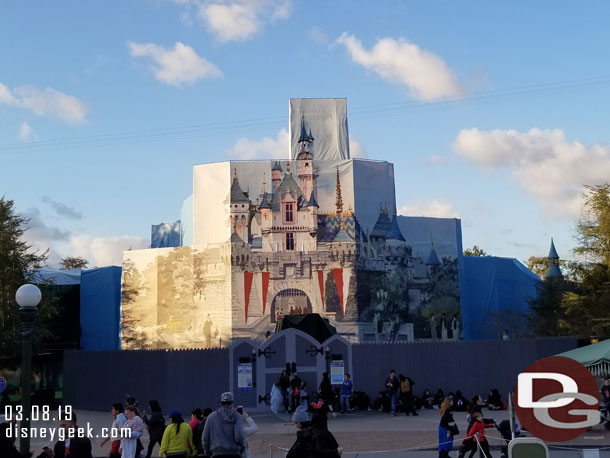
{"left": 20, "top": 407, "right": 610, "bottom": 458}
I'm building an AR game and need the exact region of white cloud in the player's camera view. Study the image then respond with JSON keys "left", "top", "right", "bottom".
{"left": 452, "top": 127, "right": 610, "bottom": 218}
{"left": 0, "top": 82, "right": 88, "bottom": 124}
{"left": 66, "top": 234, "right": 147, "bottom": 267}
{"left": 308, "top": 27, "right": 328, "bottom": 45}
{"left": 426, "top": 154, "right": 452, "bottom": 165}
{"left": 226, "top": 128, "right": 289, "bottom": 159}
{"left": 175, "top": 0, "right": 292, "bottom": 43}
{"left": 398, "top": 200, "right": 460, "bottom": 218}
{"left": 128, "top": 41, "right": 222, "bottom": 86}
{"left": 349, "top": 137, "right": 367, "bottom": 158}
{"left": 19, "top": 121, "right": 34, "bottom": 142}
{"left": 336, "top": 33, "right": 462, "bottom": 100}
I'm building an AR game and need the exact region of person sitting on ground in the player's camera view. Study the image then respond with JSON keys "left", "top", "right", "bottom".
{"left": 421, "top": 389, "right": 434, "bottom": 409}
{"left": 433, "top": 389, "right": 445, "bottom": 409}
{"left": 486, "top": 389, "right": 503, "bottom": 410}
{"left": 453, "top": 390, "right": 468, "bottom": 412}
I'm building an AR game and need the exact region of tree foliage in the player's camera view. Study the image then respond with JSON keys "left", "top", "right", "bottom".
{"left": 0, "top": 197, "right": 56, "bottom": 355}
{"left": 59, "top": 256, "right": 88, "bottom": 270}
{"left": 464, "top": 245, "right": 489, "bottom": 257}
{"left": 574, "top": 184, "right": 610, "bottom": 267}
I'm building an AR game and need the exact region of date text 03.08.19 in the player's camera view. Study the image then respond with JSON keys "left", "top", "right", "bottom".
{"left": 3, "top": 405, "right": 73, "bottom": 422}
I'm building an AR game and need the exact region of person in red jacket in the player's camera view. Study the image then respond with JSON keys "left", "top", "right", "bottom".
{"left": 458, "top": 412, "right": 494, "bottom": 458}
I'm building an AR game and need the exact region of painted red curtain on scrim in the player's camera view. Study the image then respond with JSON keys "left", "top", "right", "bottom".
{"left": 332, "top": 268, "right": 344, "bottom": 314}
{"left": 261, "top": 272, "right": 270, "bottom": 315}
{"left": 317, "top": 270, "right": 325, "bottom": 308}
{"left": 244, "top": 271, "right": 253, "bottom": 323}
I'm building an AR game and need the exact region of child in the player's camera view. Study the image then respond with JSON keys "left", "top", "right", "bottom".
{"left": 458, "top": 412, "right": 494, "bottom": 458}
{"left": 341, "top": 373, "right": 353, "bottom": 414}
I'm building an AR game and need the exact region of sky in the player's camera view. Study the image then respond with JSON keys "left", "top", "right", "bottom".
{"left": 2, "top": 0, "right": 610, "bottom": 268}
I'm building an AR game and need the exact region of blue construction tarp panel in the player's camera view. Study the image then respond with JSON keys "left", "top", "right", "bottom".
{"left": 32, "top": 267, "right": 81, "bottom": 285}
{"left": 461, "top": 256, "right": 540, "bottom": 340}
{"left": 151, "top": 221, "right": 181, "bottom": 248}
{"left": 80, "top": 266, "right": 122, "bottom": 350}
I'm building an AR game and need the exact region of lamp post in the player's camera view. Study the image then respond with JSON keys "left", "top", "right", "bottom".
{"left": 16, "top": 284, "right": 41, "bottom": 456}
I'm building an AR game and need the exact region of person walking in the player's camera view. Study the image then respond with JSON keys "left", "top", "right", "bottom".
{"left": 158, "top": 410, "right": 195, "bottom": 458}
{"left": 100, "top": 403, "right": 126, "bottom": 458}
{"left": 340, "top": 374, "right": 352, "bottom": 414}
{"left": 142, "top": 400, "right": 165, "bottom": 458}
{"left": 286, "top": 403, "right": 341, "bottom": 458}
{"left": 438, "top": 398, "right": 458, "bottom": 458}
{"left": 120, "top": 406, "right": 146, "bottom": 458}
{"left": 193, "top": 408, "right": 212, "bottom": 457}
{"left": 319, "top": 372, "right": 336, "bottom": 416}
{"left": 458, "top": 412, "right": 494, "bottom": 458}
{"left": 385, "top": 370, "right": 400, "bottom": 416}
{"left": 202, "top": 392, "right": 245, "bottom": 458}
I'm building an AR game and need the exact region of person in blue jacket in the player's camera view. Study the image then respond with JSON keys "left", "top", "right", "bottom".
{"left": 340, "top": 373, "right": 353, "bottom": 414}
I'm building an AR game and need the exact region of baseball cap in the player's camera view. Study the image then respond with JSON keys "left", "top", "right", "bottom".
{"left": 221, "top": 392, "right": 234, "bottom": 403}
{"left": 169, "top": 410, "right": 182, "bottom": 417}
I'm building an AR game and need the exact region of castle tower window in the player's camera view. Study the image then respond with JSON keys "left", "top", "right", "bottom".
{"left": 285, "top": 203, "right": 294, "bottom": 223}
{"left": 286, "top": 232, "right": 295, "bottom": 251}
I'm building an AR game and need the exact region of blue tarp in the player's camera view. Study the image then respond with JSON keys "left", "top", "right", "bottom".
{"left": 460, "top": 256, "right": 540, "bottom": 340}
{"left": 32, "top": 267, "right": 81, "bottom": 285}
{"left": 80, "top": 266, "right": 122, "bottom": 350}
{"left": 151, "top": 221, "right": 181, "bottom": 248}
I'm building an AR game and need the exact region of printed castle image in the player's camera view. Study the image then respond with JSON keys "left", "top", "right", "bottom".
{"left": 121, "top": 99, "right": 462, "bottom": 349}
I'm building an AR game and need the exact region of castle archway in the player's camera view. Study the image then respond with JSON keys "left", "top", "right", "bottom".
{"left": 271, "top": 289, "right": 312, "bottom": 323}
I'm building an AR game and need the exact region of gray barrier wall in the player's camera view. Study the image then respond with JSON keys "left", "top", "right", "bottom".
{"left": 351, "top": 338, "right": 577, "bottom": 402}
{"left": 63, "top": 338, "right": 576, "bottom": 412}
{"left": 63, "top": 348, "right": 229, "bottom": 413}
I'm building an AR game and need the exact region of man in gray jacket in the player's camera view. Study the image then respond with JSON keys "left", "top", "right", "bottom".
{"left": 203, "top": 392, "right": 245, "bottom": 458}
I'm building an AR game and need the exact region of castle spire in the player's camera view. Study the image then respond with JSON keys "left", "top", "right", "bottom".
{"left": 546, "top": 237, "right": 563, "bottom": 279}
{"left": 335, "top": 166, "right": 343, "bottom": 217}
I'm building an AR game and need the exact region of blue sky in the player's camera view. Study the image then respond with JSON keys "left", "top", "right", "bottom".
{"left": 2, "top": 0, "right": 610, "bottom": 267}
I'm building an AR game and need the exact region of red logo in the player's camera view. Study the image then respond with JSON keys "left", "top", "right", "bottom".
{"left": 514, "top": 356, "right": 599, "bottom": 442}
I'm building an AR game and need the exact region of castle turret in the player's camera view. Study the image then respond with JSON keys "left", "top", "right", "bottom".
{"left": 426, "top": 236, "right": 441, "bottom": 274}
{"left": 546, "top": 238, "right": 563, "bottom": 280}
{"left": 335, "top": 166, "right": 343, "bottom": 221}
{"left": 271, "top": 161, "right": 283, "bottom": 193}
{"left": 297, "top": 121, "right": 315, "bottom": 200}
{"left": 228, "top": 168, "right": 250, "bottom": 243}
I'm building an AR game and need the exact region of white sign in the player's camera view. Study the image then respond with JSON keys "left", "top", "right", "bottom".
{"left": 238, "top": 363, "right": 253, "bottom": 388}
{"left": 330, "top": 360, "right": 344, "bottom": 385}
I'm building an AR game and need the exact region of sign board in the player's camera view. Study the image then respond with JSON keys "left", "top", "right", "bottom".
{"left": 0, "top": 377, "right": 5, "bottom": 393}
{"left": 330, "top": 360, "right": 344, "bottom": 385}
{"left": 237, "top": 363, "right": 253, "bottom": 389}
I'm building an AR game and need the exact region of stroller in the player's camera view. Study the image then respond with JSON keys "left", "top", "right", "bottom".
{"left": 496, "top": 420, "right": 520, "bottom": 458}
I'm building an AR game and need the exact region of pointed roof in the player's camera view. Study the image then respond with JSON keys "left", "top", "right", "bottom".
{"left": 272, "top": 161, "right": 283, "bottom": 172}
{"left": 230, "top": 168, "right": 249, "bottom": 203}
{"left": 333, "top": 221, "right": 354, "bottom": 243}
{"left": 386, "top": 215, "right": 405, "bottom": 241}
{"left": 298, "top": 116, "right": 313, "bottom": 144}
{"left": 548, "top": 238, "right": 559, "bottom": 259}
{"left": 228, "top": 225, "right": 244, "bottom": 244}
{"left": 259, "top": 192, "right": 271, "bottom": 209}
{"left": 306, "top": 190, "right": 319, "bottom": 208}
{"left": 335, "top": 166, "right": 343, "bottom": 211}
{"left": 370, "top": 208, "right": 391, "bottom": 238}
{"left": 271, "top": 173, "right": 304, "bottom": 211}
{"left": 426, "top": 240, "right": 441, "bottom": 265}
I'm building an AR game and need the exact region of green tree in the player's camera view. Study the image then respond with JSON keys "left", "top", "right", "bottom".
{"left": 554, "top": 184, "right": 610, "bottom": 338}
{"left": 464, "top": 245, "right": 489, "bottom": 256}
{"left": 0, "top": 197, "right": 56, "bottom": 355}
{"left": 526, "top": 256, "right": 548, "bottom": 278}
{"left": 59, "top": 256, "right": 88, "bottom": 270}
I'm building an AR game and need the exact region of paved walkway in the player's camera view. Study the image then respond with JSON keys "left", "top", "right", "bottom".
{"left": 21, "top": 407, "right": 610, "bottom": 458}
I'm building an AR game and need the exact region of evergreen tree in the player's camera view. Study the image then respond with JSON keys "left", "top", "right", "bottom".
{"left": 0, "top": 197, "right": 54, "bottom": 355}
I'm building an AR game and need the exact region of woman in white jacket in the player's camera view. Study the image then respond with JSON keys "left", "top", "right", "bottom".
{"left": 237, "top": 406, "right": 257, "bottom": 458}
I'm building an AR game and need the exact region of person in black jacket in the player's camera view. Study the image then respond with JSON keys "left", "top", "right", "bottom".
{"left": 0, "top": 421, "right": 22, "bottom": 458}
{"left": 142, "top": 399, "right": 165, "bottom": 458}
{"left": 487, "top": 389, "right": 503, "bottom": 410}
{"left": 54, "top": 413, "right": 93, "bottom": 458}
{"left": 438, "top": 398, "right": 458, "bottom": 458}
{"left": 385, "top": 370, "right": 400, "bottom": 416}
{"left": 319, "top": 372, "right": 336, "bottom": 416}
{"left": 286, "top": 403, "right": 340, "bottom": 458}
{"left": 194, "top": 407, "right": 212, "bottom": 457}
